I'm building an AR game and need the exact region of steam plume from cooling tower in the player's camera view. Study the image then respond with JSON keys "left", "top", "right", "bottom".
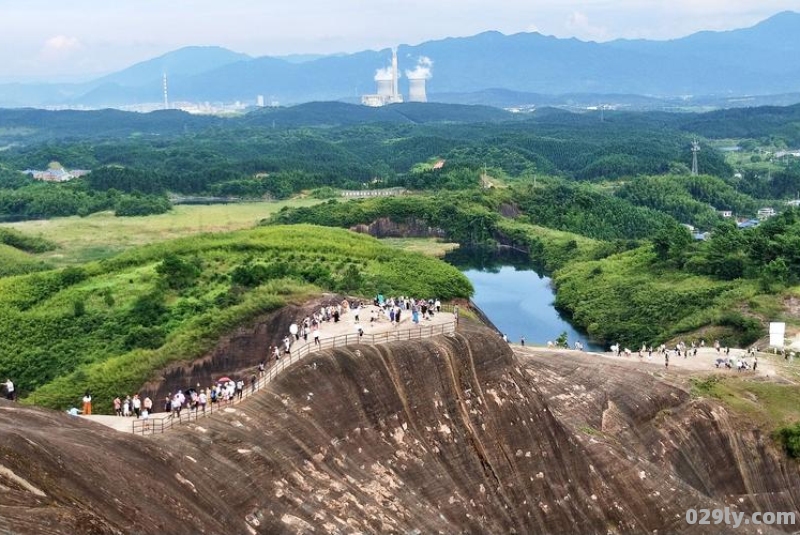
{"left": 405, "top": 56, "right": 433, "bottom": 80}
{"left": 374, "top": 66, "right": 394, "bottom": 81}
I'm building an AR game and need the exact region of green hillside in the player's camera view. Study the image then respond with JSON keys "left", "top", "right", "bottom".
{"left": 0, "top": 243, "right": 50, "bottom": 277}
{"left": 0, "top": 225, "right": 471, "bottom": 411}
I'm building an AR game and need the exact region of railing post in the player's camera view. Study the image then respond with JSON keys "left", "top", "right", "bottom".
{"left": 138, "top": 317, "right": 458, "bottom": 436}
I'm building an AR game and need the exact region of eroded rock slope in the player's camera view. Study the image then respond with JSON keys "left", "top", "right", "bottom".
{"left": 1, "top": 324, "right": 798, "bottom": 534}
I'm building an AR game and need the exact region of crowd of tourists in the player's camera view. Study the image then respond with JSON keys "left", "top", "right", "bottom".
{"left": 93, "top": 295, "right": 449, "bottom": 419}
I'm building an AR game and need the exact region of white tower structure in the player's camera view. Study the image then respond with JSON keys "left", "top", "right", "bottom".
{"left": 691, "top": 138, "right": 700, "bottom": 176}
{"left": 391, "top": 48, "right": 399, "bottom": 101}
{"left": 408, "top": 78, "right": 427, "bottom": 102}
{"left": 162, "top": 73, "right": 169, "bottom": 110}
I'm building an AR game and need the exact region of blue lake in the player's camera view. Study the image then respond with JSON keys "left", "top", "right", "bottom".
{"left": 445, "top": 247, "right": 604, "bottom": 351}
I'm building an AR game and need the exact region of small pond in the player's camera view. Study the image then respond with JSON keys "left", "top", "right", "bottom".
{"left": 445, "top": 247, "right": 604, "bottom": 351}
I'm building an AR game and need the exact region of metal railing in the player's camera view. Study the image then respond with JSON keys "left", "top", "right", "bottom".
{"left": 132, "top": 317, "right": 457, "bottom": 435}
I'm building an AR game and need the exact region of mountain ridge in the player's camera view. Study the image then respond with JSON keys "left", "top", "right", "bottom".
{"left": 1, "top": 11, "right": 799, "bottom": 108}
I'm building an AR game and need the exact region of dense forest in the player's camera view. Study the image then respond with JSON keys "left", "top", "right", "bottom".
{"left": 0, "top": 102, "right": 755, "bottom": 221}
{"left": 2, "top": 100, "right": 800, "bottom": 348}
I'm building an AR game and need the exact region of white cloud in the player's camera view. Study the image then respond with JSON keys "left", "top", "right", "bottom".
{"left": 40, "top": 35, "right": 83, "bottom": 61}
{"left": 0, "top": 1, "right": 795, "bottom": 79}
{"left": 564, "top": 11, "right": 610, "bottom": 41}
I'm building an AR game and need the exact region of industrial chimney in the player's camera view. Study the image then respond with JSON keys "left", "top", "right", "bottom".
{"left": 408, "top": 77, "right": 427, "bottom": 102}
{"left": 391, "top": 48, "right": 399, "bottom": 101}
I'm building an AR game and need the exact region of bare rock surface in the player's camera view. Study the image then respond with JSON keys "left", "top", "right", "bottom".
{"left": 2, "top": 324, "right": 798, "bottom": 534}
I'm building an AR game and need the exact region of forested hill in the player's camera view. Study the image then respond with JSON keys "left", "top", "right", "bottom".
{"left": 0, "top": 102, "right": 513, "bottom": 144}
{"left": 2, "top": 100, "right": 800, "bottom": 145}
{"left": 678, "top": 103, "right": 800, "bottom": 144}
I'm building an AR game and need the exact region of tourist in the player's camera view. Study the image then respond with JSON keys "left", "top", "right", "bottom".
{"left": 313, "top": 329, "right": 321, "bottom": 347}
{"left": 753, "top": 355, "right": 758, "bottom": 371}
{"left": 123, "top": 396, "right": 131, "bottom": 417}
{"left": 236, "top": 379, "right": 244, "bottom": 400}
{"left": 198, "top": 389, "right": 207, "bottom": 413}
{"left": 141, "top": 407, "right": 150, "bottom": 430}
{"left": 258, "top": 361, "right": 265, "bottom": 377}
{"left": 520, "top": 335, "right": 525, "bottom": 347}
{"left": 143, "top": 396, "right": 153, "bottom": 415}
{"left": 3, "top": 378, "right": 15, "bottom": 401}
{"left": 82, "top": 391, "right": 92, "bottom": 415}
{"left": 171, "top": 394, "right": 182, "bottom": 417}
{"left": 665, "top": 353, "right": 669, "bottom": 369}
{"left": 113, "top": 397, "right": 122, "bottom": 416}
{"left": 132, "top": 394, "right": 141, "bottom": 418}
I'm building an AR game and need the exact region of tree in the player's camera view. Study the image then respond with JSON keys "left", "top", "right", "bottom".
{"left": 156, "top": 254, "right": 201, "bottom": 289}
{"left": 652, "top": 225, "right": 691, "bottom": 266}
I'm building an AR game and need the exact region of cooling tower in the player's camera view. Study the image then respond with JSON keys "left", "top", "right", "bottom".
{"left": 377, "top": 79, "right": 393, "bottom": 97}
{"left": 408, "top": 78, "right": 427, "bottom": 103}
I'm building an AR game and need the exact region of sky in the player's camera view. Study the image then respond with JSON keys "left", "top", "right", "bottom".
{"left": 0, "top": 0, "right": 798, "bottom": 82}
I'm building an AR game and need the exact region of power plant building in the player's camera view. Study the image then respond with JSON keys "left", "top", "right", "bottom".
{"left": 362, "top": 49, "right": 403, "bottom": 107}
{"left": 362, "top": 49, "right": 431, "bottom": 106}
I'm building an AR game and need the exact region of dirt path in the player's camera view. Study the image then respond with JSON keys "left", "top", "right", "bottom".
{"left": 511, "top": 343, "right": 790, "bottom": 380}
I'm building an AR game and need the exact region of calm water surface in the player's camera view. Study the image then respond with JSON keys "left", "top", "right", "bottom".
{"left": 446, "top": 248, "right": 603, "bottom": 350}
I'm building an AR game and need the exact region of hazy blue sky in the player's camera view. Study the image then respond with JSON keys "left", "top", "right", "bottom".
{"left": 1, "top": 1, "right": 797, "bottom": 81}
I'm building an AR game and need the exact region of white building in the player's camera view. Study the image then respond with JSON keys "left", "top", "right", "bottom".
{"left": 757, "top": 207, "right": 776, "bottom": 219}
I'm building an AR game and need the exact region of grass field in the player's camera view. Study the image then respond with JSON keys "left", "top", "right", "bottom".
{"left": 379, "top": 238, "right": 459, "bottom": 257}
{"left": 691, "top": 374, "right": 800, "bottom": 427}
{"left": 1, "top": 199, "right": 322, "bottom": 266}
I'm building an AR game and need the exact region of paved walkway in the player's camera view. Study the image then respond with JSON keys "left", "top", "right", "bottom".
{"left": 515, "top": 344, "right": 789, "bottom": 379}
{"left": 83, "top": 303, "right": 458, "bottom": 433}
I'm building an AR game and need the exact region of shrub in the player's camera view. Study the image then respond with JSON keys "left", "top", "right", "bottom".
{"left": 774, "top": 423, "right": 800, "bottom": 459}
{"left": 156, "top": 254, "right": 201, "bottom": 289}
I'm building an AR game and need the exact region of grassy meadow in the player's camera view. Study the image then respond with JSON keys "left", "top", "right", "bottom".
{"left": 2, "top": 199, "right": 322, "bottom": 266}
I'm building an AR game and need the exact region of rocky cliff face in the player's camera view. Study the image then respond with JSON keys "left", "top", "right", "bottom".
{"left": 139, "top": 295, "right": 347, "bottom": 405}
{"left": 1, "top": 324, "right": 797, "bottom": 534}
{"left": 350, "top": 217, "right": 446, "bottom": 239}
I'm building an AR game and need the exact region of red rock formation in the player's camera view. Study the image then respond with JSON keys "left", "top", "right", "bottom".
{"left": 1, "top": 324, "right": 797, "bottom": 533}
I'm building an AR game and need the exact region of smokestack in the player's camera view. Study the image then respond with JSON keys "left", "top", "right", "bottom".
{"left": 408, "top": 78, "right": 427, "bottom": 102}
{"left": 392, "top": 48, "right": 399, "bottom": 101}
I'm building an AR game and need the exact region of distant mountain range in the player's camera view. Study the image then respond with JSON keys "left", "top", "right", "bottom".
{"left": 2, "top": 11, "right": 800, "bottom": 109}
